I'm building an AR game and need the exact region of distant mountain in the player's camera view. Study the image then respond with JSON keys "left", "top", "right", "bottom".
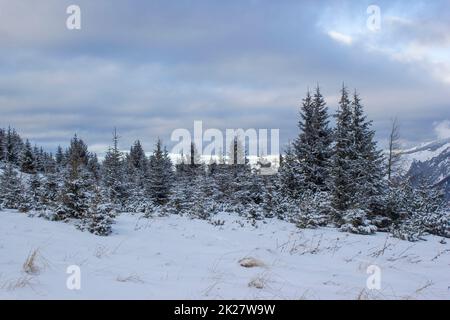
{"left": 402, "top": 137, "right": 450, "bottom": 200}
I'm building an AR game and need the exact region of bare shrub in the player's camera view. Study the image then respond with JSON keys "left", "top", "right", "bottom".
{"left": 23, "top": 249, "right": 43, "bottom": 275}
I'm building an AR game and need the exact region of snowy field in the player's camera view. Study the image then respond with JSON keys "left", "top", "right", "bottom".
{"left": 0, "top": 209, "right": 449, "bottom": 300}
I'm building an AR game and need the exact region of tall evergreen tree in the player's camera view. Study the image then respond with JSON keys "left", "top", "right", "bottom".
{"left": 286, "top": 87, "right": 332, "bottom": 196}
{"left": 331, "top": 85, "right": 354, "bottom": 214}
{"left": 310, "top": 86, "right": 333, "bottom": 189}
{"left": 350, "top": 91, "right": 385, "bottom": 213}
{"left": 292, "top": 90, "right": 314, "bottom": 191}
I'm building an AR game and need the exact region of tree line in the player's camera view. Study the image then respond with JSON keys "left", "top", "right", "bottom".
{"left": 0, "top": 85, "right": 448, "bottom": 240}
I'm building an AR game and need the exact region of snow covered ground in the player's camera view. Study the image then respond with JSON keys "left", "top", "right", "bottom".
{"left": 0, "top": 209, "right": 449, "bottom": 300}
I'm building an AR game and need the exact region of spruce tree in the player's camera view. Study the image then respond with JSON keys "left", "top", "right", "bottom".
{"left": 40, "top": 171, "right": 59, "bottom": 211}
{"left": 87, "top": 153, "right": 101, "bottom": 182}
{"left": 5, "top": 127, "right": 23, "bottom": 165}
{"left": 350, "top": 91, "right": 385, "bottom": 214}
{"left": 56, "top": 135, "right": 93, "bottom": 220}
{"left": 102, "top": 129, "right": 126, "bottom": 209}
{"left": 331, "top": 85, "right": 354, "bottom": 215}
{"left": 0, "top": 128, "right": 5, "bottom": 162}
{"left": 278, "top": 143, "right": 304, "bottom": 199}
{"left": 147, "top": 139, "right": 173, "bottom": 205}
{"left": 0, "top": 163, "right": 23, "bottom": 209}
{"left": 281, "top": 87, "right": 332, "bottom": 200}
{"left": 291, "top": 90, "right": 313, "bottom": 194}
{"left": 20, "top": 140, "right": 36, "bottom": 174}
{"left": 21, "top": 173, "right": 43, "bottom": 212}
{"left": 310, "top": 86, "right": 333, "bottom": 189}
{"left": 129, "top": 140, "right": 148, "bottom": 174}
{"left": 55, "top": 145, "right": 65, "bottom": 167}
{"left": 84, "top": 186, "right": 114, "bottom": 236}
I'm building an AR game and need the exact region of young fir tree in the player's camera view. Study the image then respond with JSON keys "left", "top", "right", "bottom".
{"left": 4, "top": 127, "right": 23, "bottom": 166}
{"left": 39, "top": 171, "right": 60, "bottom": 211}
{"left": 32, "top": 146, "right": 41, "bottom": 172}
{"left": 278, "top": 143, "right": 304, "bottom": 199}
{"left": 0, "top": 128, "right": 5, "bottom": 163}
{"left": 129, "top": 140, "right": 147, "bottom": 171}
{"left": 391, "top": 180, "right": 450, "bottom": 241}
{"left": 166, "top": 173, "right": 189, "bottom": 215}
{"left": 86, "top": 153, "right": 100, "bottom": 181}
{"left": 186, "top": 173, "right": 218, "bottom": 220}
{"left": 20, "top": 173, "right": 43, "bottom": 212}
{"left": 55, "top": 135, "right": 93, "bottom": 220}
{"left": 0, "top": 163, "right": 23, "bottom": 209}
{"left": 55, "top": 145, "right": 65, "bottom": 168}
{"left": 123, "top": 140, "right": 151, "bottom": 213}
{"left": 127, "top": 140, "right": 148, "bottom": 187}
{"left": 42, "top": 151, "right": 56, "bottom": 174}
{"left": 20, "top": 140, "right": 36, "bottom": 174}
{"left": 147, "top": 139, "right": 173, "bottom": 205}
{"left": 102, "top": 129, "right": 126, "bottom": 208}
{"left": 84, "top": 186, "right": 114, "bottom": 236}
{"left": 227, "top": 136, "right": 252, "bottom": 212}
{"left": 186, "top": 142, "right": 204, "bottom": 177}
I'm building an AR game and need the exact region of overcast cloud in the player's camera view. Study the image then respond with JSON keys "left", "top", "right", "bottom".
{"left": 0, "top": 0, "right": 449, "bottom": 154}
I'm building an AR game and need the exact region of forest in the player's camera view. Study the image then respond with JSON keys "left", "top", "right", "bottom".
{"left": 0, "top": 86, "right": 448, "bottom": 241}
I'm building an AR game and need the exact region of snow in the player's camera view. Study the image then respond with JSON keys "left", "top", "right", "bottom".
{"left": 401, "top": 138, "right": 450, "bottom": 172}
{"left": 0, "top": 209, "right": 449, "bottom": 300}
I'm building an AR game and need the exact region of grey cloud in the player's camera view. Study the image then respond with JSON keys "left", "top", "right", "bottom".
{"left": 0, "top": 0, "right": 449, "bottom": 154}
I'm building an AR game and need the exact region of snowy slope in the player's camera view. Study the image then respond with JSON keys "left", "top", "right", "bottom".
{"left": 401, "top": 138, "right": 450, "bottom": 200}
{"left": 401, "top": 137, "right": 450, "bottom": 173}
{"left": 0, "top": 210, "right": 449, "bottom": 300}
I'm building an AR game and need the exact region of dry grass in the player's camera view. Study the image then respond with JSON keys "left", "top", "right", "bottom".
{"left": 94, "top": 241, "right": 125, "bottom": 258}
{"left": 412, "top": 280, "right": 434, "bottom": 297}
{"left": 356, "top": 289, "right": 370, "bottom": 300}
{"left": 1, "top": 276, "right": 35, "bottom": 291}
{"left": 94, "top": 246, "right": 108, "bottom": 258}
{"left": 116, "top": 274, "right": 145, "bottom": 284}
{"left": 248, "top": 277, "right": 266, "bottom": 289}
{"left": 239, "top": 257, "right": 265, "bottom": 268}
{"left": 22, "top": 249, "right": 43, "bottom": 275}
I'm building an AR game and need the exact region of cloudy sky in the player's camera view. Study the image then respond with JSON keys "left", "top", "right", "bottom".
{"left": 0, "top": 0, "right": 449, "bottom": 155}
